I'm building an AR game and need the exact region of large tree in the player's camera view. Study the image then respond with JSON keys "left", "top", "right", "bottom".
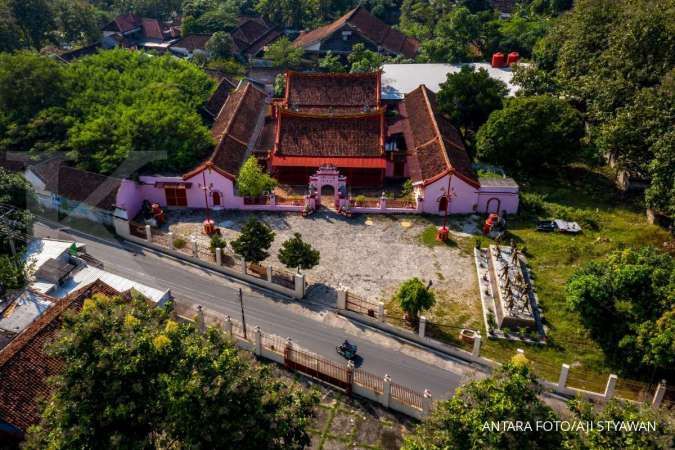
{"left": 236, "top": 156, "right": 277, "bottom": 198}
{"left": 231, "top": 217, "right": 275, "bottom": 263}
{"left": 566, "top": 247, "right": 675, "bottom": 374}
{"left": 205, "top": 31, "right": 234, "bottom": 59}
{"left": 403, "top": 362, "right": 568, "bottom": 450}
{"left": 437, "top": 65, "right": 507, "bottom": 136}
{"left": 475, "top": 95, "right": 584, "bottom": 173}
{"left": 0, "top": 50, "right": 215, "bottom": 175}
{"left": 394, "top": 277, "right": 435, "bottom": 324}
{"left": 645, "top": 130, "right": 675, "bottom": 217}
{"left": 0, "top": 168, "right": 34, "bottom": 255}
{"left": 264, "top": 36, "right": 304, "bottom": 68}
{"left": 24, "top": 293, "right": 318, "bottom": 449}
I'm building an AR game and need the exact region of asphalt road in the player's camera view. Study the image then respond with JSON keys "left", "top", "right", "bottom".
{"left": 34, "top": 221, "right": 471, "bottom": 399}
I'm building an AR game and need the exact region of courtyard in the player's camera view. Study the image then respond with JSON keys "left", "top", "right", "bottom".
{"left": 162, "top": 209, "right": 481, "bottom": 318}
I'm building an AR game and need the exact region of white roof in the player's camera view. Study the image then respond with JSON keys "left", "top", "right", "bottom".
{"left": 0, "top": 290, "right": 53, "bottom": 334}
{"left": 381, "top": 63, "right": 523, "bottom": 100}
{"left": 47, "top": 266, "right": 170, "bottom": 304}
{"left": 25, "top": 238, "right": 170, "bottom": 305}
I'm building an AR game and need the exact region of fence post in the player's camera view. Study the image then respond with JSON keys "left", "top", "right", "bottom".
{"left": 422, "top": 389, "right": 433, "bottom": 416}
{"left": 652, "top": 380, "right": 667, "bottom": 409}
{"left": 382, "top": 374, "right": 392, "bottom": 408}
{"left": 294, "top": 273, "right": 305, "bottom": 298}
{"left": 558, "top": 363, "right": 570, "bottom": 390}
{"left": 224, "top": 315, "right": 233, "bottom": 337}
{"left": 378, "top": 302, "right": 385, "bottom": 322}
{"left": 337, "top": 290, "right": 347, "bottom": 310}
{"left": 472, "top": 334, "right": 482, "bottom": 358}
{"left": 604, "top": 374, "right": 618, "bottom": 400}
{"left": 196, "top": 305, "right": 205, "bottom": 334}
{"left": 168, "top": 232, "right": 174, "bottom": 249}
{"left": 145, "top": 224, "right": 152, "bottom": 242}
{"left": 215, "top": 247, "right": 222, "bottom": 265}
{"left": 254, "top": 326, "right": 262, "bottom": 356}
{"left": 191, "top": 238, "right": 198, "bottom": 257}
{"left": 346, "top": 360, "right": 354, "bottom": 397}
{"left": 266, "top": 265, "right": 273, "bottom": 282}
{"left": 379, "top": 193, "right": 387, "bottom": 210}
{"left": 418, "top": 316, "right": 427, "bottom": 338}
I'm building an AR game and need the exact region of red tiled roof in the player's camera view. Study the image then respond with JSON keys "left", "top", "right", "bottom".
{"left": 204, "top": 76, "right": 237, "bottom": 118}
{"left": 232, "top": 16, "right": 281, "bottom": 56}
{"left": 170, "top": 33, "right": 212, "bottom": 52}
{"left": 0, "top": 281, "right": 122, "bottom": 433}
{"left": 293, "top": 7, "right": 419, "bottom": 58}
{"left": 274, "top": 109, "right": 384, "bottom": 158}
{"left": 185, "top": 81, "right": 267, "bottom": 179}
{"left": 141, "top": 18, "right": 164, "bottom": 40}
{"left": 403, "top": 86, "right": 478, "bottom": 187}
{"left": 285, "top": 71, "right": 380, "bottom": 113}
{"left": 103, "top": 14, "right": 142, "bottom": 34}
{"left": 30, "top": 159, "right": 122, "bottom": 211}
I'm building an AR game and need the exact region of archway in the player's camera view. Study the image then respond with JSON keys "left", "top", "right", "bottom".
{"left": 320, "top": 185, "right": 335, "bottom": 209}
{"left": 486, "top": 197, "right": 501, "bottom": 214}
{"left": 438, "top": 196, "right": 448, "bottom": 213}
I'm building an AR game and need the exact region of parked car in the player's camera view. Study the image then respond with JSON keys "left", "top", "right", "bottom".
{"left": 536, "top": 219, "right": 582, "bottom": 234}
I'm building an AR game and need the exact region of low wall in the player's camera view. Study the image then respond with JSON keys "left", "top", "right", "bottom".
{"left": 119, "top": 225, "right": 303, "bottom": 299}
{"left": 240, "top": 204, "right": 304, "bottom": 212}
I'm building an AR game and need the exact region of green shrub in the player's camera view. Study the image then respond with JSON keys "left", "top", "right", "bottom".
{"left": 173, "top": 237, "right": 186, "bottom": 249}
{"left": 210, "top": 234, "right": 227, "bottom": 253}
{"left": 355, "top": 195, "right": 366, "bottom": 205}
{"left": 401, "top": 179, "right": 413, "bottom": 197}
{"left": 519, "top": 192, "right": 547, "bottom": 216}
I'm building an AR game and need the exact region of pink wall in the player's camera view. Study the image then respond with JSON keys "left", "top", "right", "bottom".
{"left": 477, "top": 189, "right": 519, "bottom": 214}
{"left": 183, "top": 170, "right": 237, "bottom": 208}
{"left": 115, "top": 179, "right": 145, "bottom": 219}
{"left": 420, "top": 175, "right": 479, "bottom": 215}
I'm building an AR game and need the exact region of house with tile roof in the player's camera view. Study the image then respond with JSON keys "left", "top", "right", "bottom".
{"left": 114, "top": 71, "right": 518, "bottom": 219}
{"left": 0, "top": 280, "right": 123, "bottom": 442}
{"left": 101, "top": 14, "right": 180, "bottom": 53}
{"left": 293, "top": 7, "right": 419, "bottom": 59}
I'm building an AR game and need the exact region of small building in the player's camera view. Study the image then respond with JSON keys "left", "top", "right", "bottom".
{"left": 101, "top": 14, "right": 180, "bottom": 52}
{"left": 25, "top": 158, "right": 122, "bottom": 225}
{"left": 293, "top": 7, "right": 419, "bottom": 59}
{"left": 231, "top": 16, "right": 282, "bottom": 59}
{"left": 169, "top": 33, "right": 212, "bottom": 58}
{"left": 0, "top": 290, "right": 54, "bottom": 349}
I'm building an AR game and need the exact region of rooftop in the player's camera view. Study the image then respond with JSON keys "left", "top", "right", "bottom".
{"left": 293, "top": 7, "right": 418, "bottom": 58}
{"left": 381, "top": 63, "right": 522, "bottom": 100}
{"left": 285, "top": 71, "right": 380, "bottom": 113}
{"left": 0, "top": 290, "right": 53, "bottom": 337}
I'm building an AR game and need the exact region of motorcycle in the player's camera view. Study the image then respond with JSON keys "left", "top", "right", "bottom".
{"left": 336, "top": 340, "right": 358, "bottom": 360}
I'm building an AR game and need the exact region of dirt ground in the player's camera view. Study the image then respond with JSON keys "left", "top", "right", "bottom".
{"left": 164, "top": 210, "right": 480, "bottom": 309}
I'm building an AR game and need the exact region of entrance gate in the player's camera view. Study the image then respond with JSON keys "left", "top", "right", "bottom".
{"left": 309, "top": 165, "right": 347, "bottom": 210}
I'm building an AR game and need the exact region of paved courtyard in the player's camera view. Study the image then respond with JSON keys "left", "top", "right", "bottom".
{"left": 164, "top": 209, "right": 480, "bottom": 309}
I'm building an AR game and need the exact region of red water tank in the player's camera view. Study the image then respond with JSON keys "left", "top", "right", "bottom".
{"left": 507, "top": 51, "right": 520, "bottom": 66}
{"left": 491, "top": 52, "right": 506, "bottom": 68}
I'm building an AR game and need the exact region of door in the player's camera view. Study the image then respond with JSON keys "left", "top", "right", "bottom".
{"left": 438, "top": 196, "right": 448, "bottom": 213}
{"left": 486, "top": 198, "right": 501, "bottom": 214}
{"left": 212, "top": 191, "right": 221, "bottom": 206}
{"left": 393, "top": 160, "right": 405, "bottom": 177}
{"left": 320, "top": 185, "right": 335, "bottom": 208}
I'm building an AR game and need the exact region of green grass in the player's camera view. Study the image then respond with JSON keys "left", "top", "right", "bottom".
{"left": 419, "top": 225, "right": 458, "bottom": 248}
{"left": 479, "top": 165, "right": 672, "bottom": 398}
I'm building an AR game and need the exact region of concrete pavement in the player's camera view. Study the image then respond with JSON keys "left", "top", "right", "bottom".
{"left": 34, "top": 221, "right": 482, "bottom": 399}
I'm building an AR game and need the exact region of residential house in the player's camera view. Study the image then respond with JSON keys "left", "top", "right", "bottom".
{"left": 231, "top": 16, "right": 282, "bottom": 59}
{"left": 293, "top": 7, "right": 419, "bottom": 59}
{"left": 25, "top": 158, "right": 122, "bottom": 225}
{"left": 102, "top": 14, "right": 180, "bottom": 52}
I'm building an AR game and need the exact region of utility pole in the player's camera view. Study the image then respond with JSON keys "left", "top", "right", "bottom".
{"left": 239, "top": 288, "right": 247, "bottom": 340}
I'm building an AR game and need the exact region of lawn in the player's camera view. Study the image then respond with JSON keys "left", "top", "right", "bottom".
{"left": 479, "top": 165, "right": 672, "bottom": 399}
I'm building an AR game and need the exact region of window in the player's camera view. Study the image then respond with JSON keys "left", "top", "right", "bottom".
{"left": 165, "top": 186, "right": 187, "bottom": 206}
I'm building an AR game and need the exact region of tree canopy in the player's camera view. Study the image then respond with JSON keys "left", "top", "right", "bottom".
{"left": 205, "top": 30, "right": 234, "bottom": 59}
{"left": 394, "top": 277, "right": 435, "bottom": 322}
{"left": 0, "top": 50, "right": 215, "bottom": 175}
{"left": 264, "top": 36, "right": 304, "bottom": 68}
{"left": 403, "top": 362, "right": 567, "bottom": 450}
{"left": 0, "top": 168, "right": 34, "bottom": 256}
{"left": 24, "top": 292, "right": 318, "bottom": 449}
{"left": 437, "top": 65, "right": 507, "bottom": 136}
{"left": 231, "top": 217, "right": 275, "bottom": 262}
{"left": 278, "top": 232, "right": 320, "bottom": 273}
{"left": 566, "top": 247, "right": 675, "bottom": 374}
{"left": 236, "top": 156, "right": 278, "bottom": 198}
{"left": 475, "top": 95, "right": 584, "bottom": 173}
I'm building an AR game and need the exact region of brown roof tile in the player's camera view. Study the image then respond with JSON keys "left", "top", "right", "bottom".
{"left": 275, "top": 109, "right": 383, "bottom": 157}
{"left": 285, "top": 71, "right": 380, "bottom": 112}
{"left": 30, "top": 159, "right": 122, "bottom": 211}
{"left": 0, "top": 280, "right": 122, "bottom": 433}
{"left": 170, "top": 34, "right": 212, "bottom": 52}
{"left": 141, "top": 18, "right": 164, "bottom": 40}
{"left": 403, "top": 86, "right": 478, "bottom": 187}
{"left": 293, "top": 7, "right": 419, "bottom": 58}
{"left": 186, "top": 81, "right": 266, "bottom": 179}
{"left": 104, "top": 14, "right": 142, "bottom": 34}
{"left": 204, "top": 76, "right": 237, "bottom": 117}
{"left": 231, "top": 16, "right": 280, "bottom": 56}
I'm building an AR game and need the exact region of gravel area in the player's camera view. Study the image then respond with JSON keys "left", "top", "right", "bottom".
{"left": 164, "top": 210, "right": 480, "bottom": 308}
